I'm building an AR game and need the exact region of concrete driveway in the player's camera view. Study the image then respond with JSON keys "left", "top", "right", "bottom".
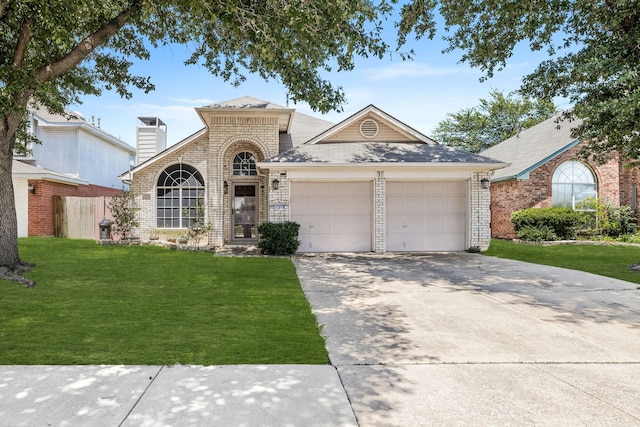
{"left": 292, "top": 253, "right": 640, "bottom": 426}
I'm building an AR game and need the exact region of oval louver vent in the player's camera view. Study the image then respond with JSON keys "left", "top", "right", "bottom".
{"left": 360, "top": 119, "right": 379, "bottom": 138}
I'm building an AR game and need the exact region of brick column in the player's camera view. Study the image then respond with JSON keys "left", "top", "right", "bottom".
{"left": 373, "top": 172, "right": 386, "bottom": 253}
{"left": 470, "top": 173, "right": 492, "bottom": 250}
{"left": 267, "top": 172, "right": 289, "bottom": 223}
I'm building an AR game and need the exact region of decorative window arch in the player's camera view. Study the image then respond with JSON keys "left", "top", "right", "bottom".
{"left": 156, "top": 164, "right": 205, "bottom": 228}
{"left": 232, "top": 152, "right": 257, "bottom": 176}
{"left": 552, "top": 160, "right": 597, "bottom": 209}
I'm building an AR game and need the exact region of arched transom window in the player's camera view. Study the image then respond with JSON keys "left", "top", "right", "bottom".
{"left": 156, "top": 164, "right": 205, "bottom": 228}
{"left": 233, "top": 152, "right": 257, "bottom": 176}
{"left": 552, "top": 160, "right": 597, "bottom": 209}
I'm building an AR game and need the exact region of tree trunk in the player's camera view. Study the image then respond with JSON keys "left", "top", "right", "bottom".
{"left": 0, "top": 148, "right": 20, "bottom": 268}
{"left": 0, "top": 108, "right": 35, "bottom": 287}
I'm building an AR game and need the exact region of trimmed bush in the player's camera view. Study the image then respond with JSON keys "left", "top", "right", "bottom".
{"left": 516, "top": 225, "right": 557, "bottom": 242}
{"left": 511, "top": 208, "right": 580, "bottom": 240}
{"left": 257, "top": 222, "right": 301, "bottom": 255}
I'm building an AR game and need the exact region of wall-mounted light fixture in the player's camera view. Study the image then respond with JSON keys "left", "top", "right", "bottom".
{"left": 272, "top": 178, "right": 280, "bottom": 190}
{"left": 480, "top": 178, "right": 490, "bottom": 190}
{"left": 223, "top": 180, "right": 229, "bottom": 194}
{"left": 28, "top": 183, "right": 36, "bottom": 194}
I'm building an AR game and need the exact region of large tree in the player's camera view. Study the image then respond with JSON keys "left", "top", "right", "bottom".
{"left": 432, "top": 90, "right": 556, "bottom": 153}
{"left": 1, "top": 0, "right": 395, "bottom": 285}
{"left": 398, "top": 0, "right": 640, "bottom": 162}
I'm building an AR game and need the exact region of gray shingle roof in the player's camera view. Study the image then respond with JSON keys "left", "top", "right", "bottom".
{"left": 279, "top": 112, "right": 334, "bottom": 151}
{"left": 481, "top": 114, "right": 582, "bottom": 181}
{"left": 264, "top": 142, "right": 505, "bottom": 165}
{"left": 203, "top": 96, "right": 287, "bottom": 110}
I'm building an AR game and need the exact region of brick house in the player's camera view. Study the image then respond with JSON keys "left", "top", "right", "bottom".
{"left": 481, "top": 114, "right": 640, "bottom": 239}
{"left": 123, "top": 96, "right": 506, "bottom": 252}
{"left": 12, "top": 106, "right": 136, "bottom": 237}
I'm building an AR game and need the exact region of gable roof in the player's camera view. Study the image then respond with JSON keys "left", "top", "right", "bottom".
{"left": 30, "top": 105, "right": 135, "bottom": 153}
{"left": 481, "top": 114, "right": 582, "bottom": 182}
{"left": 305, "top": 104, "right": 435, "bottom": 145}
{"left": 262, "top": 104, "right": 506, "bottom": 169}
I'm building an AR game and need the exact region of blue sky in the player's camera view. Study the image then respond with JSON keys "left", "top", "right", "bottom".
{"left": 70, "top": 10, "right": 568, "bottom": 149}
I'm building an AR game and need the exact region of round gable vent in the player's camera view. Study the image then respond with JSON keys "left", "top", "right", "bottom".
{"left": 360, "top": 119, "right": 379, "bottom": 138}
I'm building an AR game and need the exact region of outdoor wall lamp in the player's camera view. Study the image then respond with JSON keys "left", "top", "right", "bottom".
{"left": 28, "top": 183, "right": 36, "bottom": 194}
{"left": 272, "top": 178, "right": 280, "bottom": 190}
{"left": 480, "top": 178, "right": 490, "bottom": 190}
{"left": 223, "top": 180, "right": 229, "bottom": 194}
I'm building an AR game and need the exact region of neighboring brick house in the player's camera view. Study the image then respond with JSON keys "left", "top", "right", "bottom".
{"left": 123, "top": 96, "right": 506, "bottom": 252}
{"left": 481, "top": 114, "right": 640, "bottom": 239}
{"left": 12, "top": 106, "right": 136, "bottom": 237}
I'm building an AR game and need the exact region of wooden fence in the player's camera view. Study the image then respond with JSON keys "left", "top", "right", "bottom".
{"left": 53, "top": 196, "right": 113, "bottom": 240}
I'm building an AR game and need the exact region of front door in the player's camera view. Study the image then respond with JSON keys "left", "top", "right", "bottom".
{"left": 233, "top": 184, "right": 257, "bottom": 241}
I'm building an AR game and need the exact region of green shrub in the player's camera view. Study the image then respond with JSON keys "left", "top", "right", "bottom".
{"left": 577, "top": 198, "right": 637, "bottom": 237}
{"left": 511, "top": 208, "right": 580, "bottom": 240}
{"left": 257, "top": 222, "right": 301, "bottom": 255}
{"left": 108, "top": 189, "right": 139, "bottom": 240}
{"left": 516, "top": 225, "right": 557, "bottom": 242}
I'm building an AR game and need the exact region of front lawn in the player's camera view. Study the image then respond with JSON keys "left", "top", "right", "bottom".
{"left": 485, "top": 238, "right": 640, "bottom": 285}
{"left": 0, "top": 238, "right": 328, "bottom": 365}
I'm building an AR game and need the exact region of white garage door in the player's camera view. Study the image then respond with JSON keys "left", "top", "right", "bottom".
{"left": 387, "top": 181, "right": 467, "bottom": 251}
{"left": 291, "top": 182, "right": 372, "bottom": 252}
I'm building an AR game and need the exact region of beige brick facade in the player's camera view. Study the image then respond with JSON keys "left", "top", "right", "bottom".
{"left": 129, "top": 99, "right": 498, "bottom": 252}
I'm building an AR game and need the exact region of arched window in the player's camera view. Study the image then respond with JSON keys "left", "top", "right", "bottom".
{"left": 233, "top": 152, "right": 257, "bottom": 176}
{"left": 156, "top": 164, "right": 205, "bottom": 228}
{"left": 552, "top": 160, "right": 597, "bottom": 209}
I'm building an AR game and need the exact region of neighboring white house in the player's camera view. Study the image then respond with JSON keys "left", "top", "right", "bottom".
{"left": 12, "top": 106, "right": 136, "bottom": 237}
{"left": 124, "top": 96, "right": 507, "bottom": 252}
{"left": 24, "top": 106, "right": 136, "bottom": 189}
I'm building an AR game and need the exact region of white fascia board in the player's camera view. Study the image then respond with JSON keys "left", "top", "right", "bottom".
{"left": 13, "top": 171, "right": 87, "bottom": 186}
{"left": 258, "top": 161, "right": 507, "bottom": 171}
{"left": 260, "top": 162, "right": 508, "bottom": 180}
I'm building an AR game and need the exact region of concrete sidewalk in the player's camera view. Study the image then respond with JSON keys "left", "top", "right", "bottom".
{"left": 0, "top": 365, "right": 356, "bottom": 426}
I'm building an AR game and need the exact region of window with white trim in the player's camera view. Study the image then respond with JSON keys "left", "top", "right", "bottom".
{"left": 232, "top": 152, "right": 257, "bottom": 176}
{"left": 552, "top": 160, "right": 597, "bottom": 209}
{"left": 156, "top": 164, "right": 205, "bottom": 228}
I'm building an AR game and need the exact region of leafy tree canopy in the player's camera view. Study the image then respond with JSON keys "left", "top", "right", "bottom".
{"left": 398, "top": 0, "right": 640, "bottom": 163}
{"left": 0, "top": 0, "right": 399, "bottom": 279}
{"left": 432, "top": 90, "right": 557, "bottom": 153}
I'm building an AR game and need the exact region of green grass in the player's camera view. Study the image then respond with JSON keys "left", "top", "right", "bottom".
{"left": 485, "top": 239, "right": 640, "bottom": 285}
{"left": 0, "top": 238, "right": 328, "bottom": 365}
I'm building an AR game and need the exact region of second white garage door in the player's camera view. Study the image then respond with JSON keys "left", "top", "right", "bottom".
{"left": 387, "top": 181, "right": 467, "bottom": 251}
{"left": 291, "top": 182, "right": 372, "bottom": 252}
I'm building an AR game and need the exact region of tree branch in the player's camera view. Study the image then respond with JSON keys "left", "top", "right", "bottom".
{"left": 13, "top": 18, "right": 32, "bottom": 67}
{"left": 35, "top": 0, "right": 142, "bottom": 83}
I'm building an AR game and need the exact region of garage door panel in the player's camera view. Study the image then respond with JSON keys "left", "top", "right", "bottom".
{"left": 292, "top": 182, "right": 372, "bottom": 252}
{"left": 387, "top": 181, "right": 467, "bottom": 252}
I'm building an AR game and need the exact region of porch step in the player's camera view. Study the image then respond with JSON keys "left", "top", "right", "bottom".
{"left": 215, "top": 245, "right": 262, "bottom": 257}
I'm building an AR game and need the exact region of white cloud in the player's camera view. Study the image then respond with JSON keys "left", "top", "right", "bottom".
{"left": 365, "top": 62, "right": 474, "bottom": 81}
{"left": 167, "top": 97, "right": 216, "bottom": 106}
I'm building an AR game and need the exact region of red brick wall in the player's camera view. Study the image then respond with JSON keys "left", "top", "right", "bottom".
{"left": 28, "top": 181, "right": 120, "bottom": 236}
{"left": 490, "top": 144, "right": 632, "bottom": 239}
